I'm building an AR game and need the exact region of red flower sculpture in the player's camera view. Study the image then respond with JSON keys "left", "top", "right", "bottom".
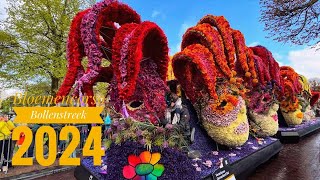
{"left": 250, "top": 46, "right": 281, "bottom": 88}
{"left": 56, "top": 9, "right": 90, "bottom": 102}
{"left": 57, "top": 1, "right": 141, "bottom": 107}
{"left": 173, "top": 44, "right": 218, "bottom": 103}
{"left": 112, "top": 22, "right": 169, "bottom": 100}
{"left": 280, "top": 66, "right": 302, "bottom": 102}
{"left": 110, "top": 21, "right": 169, "bottom": 124}
{"left": 199, "top": 15, "right": 236, "bottom": 71}
{"left": 181, "top": 23, "right": 228, "bottom": 78}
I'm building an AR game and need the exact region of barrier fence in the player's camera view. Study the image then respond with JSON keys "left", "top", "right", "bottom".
{"left": 0, "top": 124, "right": 90, "bottom": 174}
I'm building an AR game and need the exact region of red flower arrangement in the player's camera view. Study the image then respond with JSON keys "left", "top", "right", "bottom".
{"left": 198, "top": 15, "right": 236, "bottom": 71}
{"left": 194, "top": 15, "right": 260, "bottom": 86}
{"left": 232, "top": 30, "right": 249, "bottom": 75}
{"left": 57, "top": 1, "right": 141, "bottom": 106}
{"left": 96, "top": 2, "right": 141, "bottom": 60}
{"left": 181, "top": 23, "right": 228, "bottom": 78}
{"left": 250, "top": 46, "right": 281, "bottom": 88}
{"left": 111, "top": 23, "right": 139, "bottom": 99}
{"left": 71, "top": 0, "right": 141, "bottom": 104}
{"left": 246, "top": 48, "right": 258, "bottom": 84}
{"left": 232, "top": 30, "right": 258, "bottom": 86}
{"left": 172, "top": 44, "right": 218, "bottom": 103}
{"left": 252, "top": 55, "right": 267, "bottom": 86}
{"left": 57, "top": 0, "right": 170, "bottom": 124}
{"left": 172, "top": 14, "right": 251, "bottom": 147}
{"left": 112, "top": 21, "right": 169, "bottom": 100}
{"left": 281, "top": 67, "right": 301, "bottom": 91}
{"left": 278, "top": 66, "right": 304, "bottom": 112}
{"left": 311, "top": 91, "right": 320, "bottom": 107}
{"left": 280, "top": 66, "right": 302, "bottom": 98}
{"left": 56, "top": 9, "right": 90, "bottom": 102}
{"left": 110, "top": 21, "right": 170, "bottom": 124}
{"left": 175, "top": 14, "right": 258, "bottom": 102}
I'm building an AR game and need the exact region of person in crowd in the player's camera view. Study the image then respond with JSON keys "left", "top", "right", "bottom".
{"left": 163, "top": 93, "right": 192, "bottom": 144}
{"left": 51, "top": 124, "right": 65, "bottom": 157}
{"left": 27, "top": 124, "right": 49, "bottom": 157}
{"left": 162, "top": 90, "right": 199, "bottom": 157}
{"left": 315, "top": 102, "right": 320, "bottom": 117}
{"left": 0, "top": 115, "right": 15, "bottom": 171}
{"left": 27, "top": 124, "right": 39, "bottom": 157}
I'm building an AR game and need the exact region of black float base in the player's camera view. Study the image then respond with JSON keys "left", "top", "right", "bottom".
{"left": 74, "top": 164, "right": 99, "bottom": 180}
{"left": 202, "top": 139, "right": 282, "bottom": 180}
{"left": 276, "top": 121, "right": 320, "bottom": 143}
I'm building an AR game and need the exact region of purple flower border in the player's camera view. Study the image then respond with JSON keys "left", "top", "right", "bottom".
{"left": 82, "top": 141, "right": 200, "bottom": 180}
{"left": 279, "top": 118, "right": 320, "bottom": 132}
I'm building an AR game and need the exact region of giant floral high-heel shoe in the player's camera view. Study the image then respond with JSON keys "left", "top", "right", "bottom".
{"left": 109, "top": 21, "right": 170, "bottom": 124}
{"left": 298, "top": 75, "right": 315, "bottom": 121}
{"left": 56, "top": 1, "right": 141, "bottom": 106}
{"left": 245, "top": 46, "right": 282, "bottom": 137}
{"left": 172, "top": 15, "right": 253, "bottom": 147}
{"left": 279, "top": 66, "right": 304, "bottom": 125}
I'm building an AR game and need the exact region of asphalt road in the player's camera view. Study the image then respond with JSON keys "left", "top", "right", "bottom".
{"left": 248, "top": 130, "right": 320, "bottom": 180}
{"left": 35, "top": 169, "right": 75, "bottom": 180}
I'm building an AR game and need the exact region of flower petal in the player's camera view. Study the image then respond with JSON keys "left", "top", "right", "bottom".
{"left": 133, "top": 175, "right": 146, "bottom": 180}
{"left": 128, "top": 154, "right": 141, "bottom": 167}
{"left": 123, "top": 165, "right": 136, "bottom": 179}
{"left": 99, "top": 170, "right": 107, "bottom": 175}
{"left": 146, "top": 173, "right": 157, "bottom": 180}
{"left": 136, "top": 164, "right": 154, "bottom": 175}
{"left": 139, "top": 151, "right": 151, "bottom": 163}
{"left": 152, "top": 164, "right": 164, "bottom": 177}
{"left": 150, "top": 153, "right": 161, "bottom": 165}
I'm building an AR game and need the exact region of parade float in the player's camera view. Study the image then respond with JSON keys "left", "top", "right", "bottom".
{"left": 171, "top": 15, "right": 281, "bottom": 179}
{"left": 279, "top": 66, "right": 304, "bottom": 125}
{"left": 245, "top": 45, "right": 281, "bottom": 138}
{"left": 276, "top": 67, "right": 320, "bottom": 143}
{"left": 53, "top": 0, "right": 320, "bottom": 179}
{"left": 298, "top": 75, "right": 315, "bottom": 121}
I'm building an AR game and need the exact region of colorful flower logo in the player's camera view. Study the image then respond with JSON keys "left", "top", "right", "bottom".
{"left": 123, "top": 151, "right": 165, "bottom": 180}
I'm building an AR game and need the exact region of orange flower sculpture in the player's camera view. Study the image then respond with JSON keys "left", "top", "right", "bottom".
{"left": 279, "top": 66, "right": 304, "bottom": 125}
{"left": 173, "top": 15, "right": 250, "bottom": 147}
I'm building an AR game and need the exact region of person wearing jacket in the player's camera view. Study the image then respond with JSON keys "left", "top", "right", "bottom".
{"left": 163, "top": 93, "right": 191, "bottom": 143}
{"left": 0, "top": 115, "right": 15, "bottom": 170}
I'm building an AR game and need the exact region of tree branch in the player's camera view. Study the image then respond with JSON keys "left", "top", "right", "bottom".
{"left": 279, "top": 0, "right": 319, "bottom": 16}
{"left": 292, "top": 11, "right": 309, "bottom": 37}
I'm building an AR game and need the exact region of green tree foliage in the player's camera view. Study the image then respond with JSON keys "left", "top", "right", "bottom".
{"left": 0, "top": 0, "right": 94, "bottom": 96}
{"left": 0, "top": 96, "right": 16, "bottom": 113}
{"left": 25, "top": 81, "right": 51, "bottom": 96}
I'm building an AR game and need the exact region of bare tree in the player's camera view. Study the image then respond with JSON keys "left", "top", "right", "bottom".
{"left": 260, "top": 0, "right": 320, "bottom": 45}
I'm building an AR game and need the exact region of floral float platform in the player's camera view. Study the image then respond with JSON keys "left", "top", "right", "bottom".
{"left": 75, "top": 102, "right": 283, "bottom": 180}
